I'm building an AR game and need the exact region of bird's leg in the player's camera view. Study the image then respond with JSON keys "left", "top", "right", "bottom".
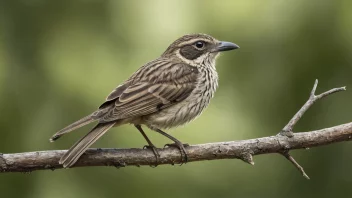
{"left": 153, "top": 128, "right": 189, "bottom": 163}
{"left": 134, "top": 125, "right": 160, "bottom": 164}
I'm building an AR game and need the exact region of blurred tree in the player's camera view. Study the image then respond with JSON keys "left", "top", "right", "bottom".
{"left": 0, "top": 0, "right": 352, "bottom": 198}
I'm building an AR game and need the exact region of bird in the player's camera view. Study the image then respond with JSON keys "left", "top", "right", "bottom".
{"left": 50, "top": 33, "right": 239, "bottom": 168}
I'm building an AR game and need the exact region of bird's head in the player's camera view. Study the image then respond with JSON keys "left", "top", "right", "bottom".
{"left": 162, "top": 33, "right": 239, "bottom": 67}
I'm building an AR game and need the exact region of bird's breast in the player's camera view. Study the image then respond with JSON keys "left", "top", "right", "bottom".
{"left": 143, "top": 66, "right": 218, "bottom": 130}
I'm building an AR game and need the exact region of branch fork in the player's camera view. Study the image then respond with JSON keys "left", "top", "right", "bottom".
{"left": 278, "top": 79, "right": 346, "bottom": 179}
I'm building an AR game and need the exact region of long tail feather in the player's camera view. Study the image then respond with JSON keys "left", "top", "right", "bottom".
{"left": 59, "top": 122, "right": 116, "bottom": 168}
{"left": 50, "top": 114, "right": 97, "bottom": 142}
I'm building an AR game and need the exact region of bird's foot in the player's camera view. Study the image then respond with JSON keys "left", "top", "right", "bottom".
{"left": 164, "top": 143, "right": 189, "bottom": 164}
{"left": 143, "top": 144, "right": 160, "bottom": 166}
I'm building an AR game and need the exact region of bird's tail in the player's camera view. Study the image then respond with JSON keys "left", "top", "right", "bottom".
{"left": 59, "top": 122, "right": 116, "bottom": 168}
{"left": 50, "top": 113, "right": 97, "bottom": 142}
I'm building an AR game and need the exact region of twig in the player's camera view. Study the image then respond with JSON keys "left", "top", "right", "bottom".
{"left": 281, "top": 79, "right": 346, "bottom": 134}
{"left": 278, "top": 79, "right": 346, "bottom": 179}
{"left": 280, "top": 151, "right": 310, "bottom": 179}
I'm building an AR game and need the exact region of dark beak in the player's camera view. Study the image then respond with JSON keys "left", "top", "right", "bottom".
{"left": 215, "top": 41, "right": 240, "bottom": 52}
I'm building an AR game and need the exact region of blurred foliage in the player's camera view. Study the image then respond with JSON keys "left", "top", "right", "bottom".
{"left": 1, "top": 0, "right": 352, "bottom": 197}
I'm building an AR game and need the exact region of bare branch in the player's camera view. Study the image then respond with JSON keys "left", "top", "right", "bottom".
{"left": 278, "top": 79, "right": 346, "bottom": 179}
{"left": 281, "top": 79, "right": 346, "bottom": 134}
{"left": 280, "top": 151, "right": 310, "bottom": 179}
{"left": 0, "top": 80, "right": 349, "bottom": 176}
{"left": 1, "top": 122, "right": 352, "bottom": 173}
{"left": 310, "top": 79, "right": 319, "bottom": 98}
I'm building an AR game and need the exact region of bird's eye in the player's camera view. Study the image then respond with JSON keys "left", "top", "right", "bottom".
{"left": 194, "top": 41, "right": 205, "bottom": 49}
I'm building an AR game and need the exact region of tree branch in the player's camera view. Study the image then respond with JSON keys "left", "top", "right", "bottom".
{"left": 0, "top": 80, "right": 348, "bottom": 177}
{"left": 277, "top": 79, "right": 346, "bottom": 179}
{"left": 281, "top": 79, "right": 346, "bottom": 135}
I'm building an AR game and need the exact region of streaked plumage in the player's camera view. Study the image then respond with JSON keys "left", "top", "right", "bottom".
{"left": 51, "top": 33, "right": 239, "bottom": 168}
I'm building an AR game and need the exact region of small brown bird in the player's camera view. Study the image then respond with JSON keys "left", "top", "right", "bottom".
{"left": 50, "top": 33, "right": 239, "bottom": 168}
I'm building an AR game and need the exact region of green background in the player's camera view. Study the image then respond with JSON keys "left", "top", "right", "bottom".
{"left": 1, "top": 0, "right": 352, "bottom": 197}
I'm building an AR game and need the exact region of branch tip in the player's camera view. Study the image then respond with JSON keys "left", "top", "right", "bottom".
{"left": 315, "top": 87, "right": 346, "bottom": 99}
{"left": 310, "top": 79, "right": 319, "bottom": 97}
{"left": 281, "top": 152, "right": 309, "bottom": 180}
{"left": 240, "top": 153, "right": 255, "bottom": 165}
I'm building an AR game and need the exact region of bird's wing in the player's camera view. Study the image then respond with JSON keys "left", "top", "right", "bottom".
{"left": 98, "top": 60, "right": 199, "bottom": 122}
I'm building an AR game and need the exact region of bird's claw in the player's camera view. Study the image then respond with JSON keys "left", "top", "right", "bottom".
{"left": 143, "top": 144, "right": 160, "bottom": 166}
{"left": 164, "top": 143, "right": 189, "bottom": 164}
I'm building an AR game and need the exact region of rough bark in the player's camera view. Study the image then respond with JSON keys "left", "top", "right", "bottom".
{"left": 0, "top": 122, "right": 351, "bottom": 173}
